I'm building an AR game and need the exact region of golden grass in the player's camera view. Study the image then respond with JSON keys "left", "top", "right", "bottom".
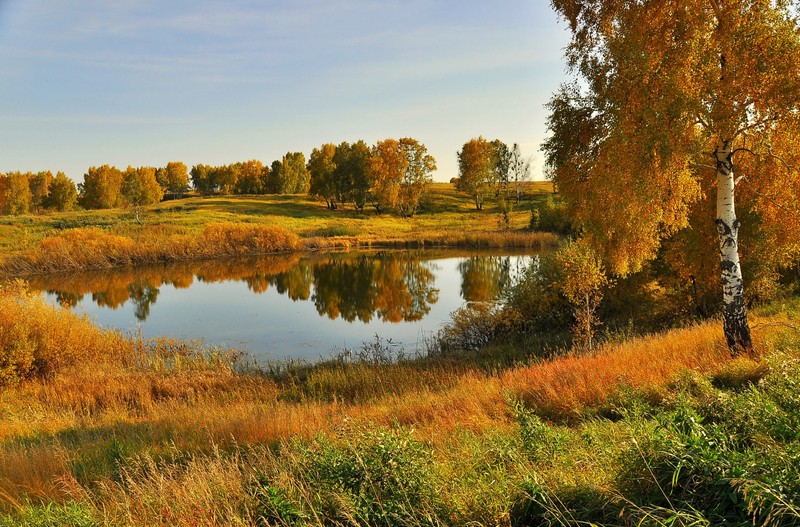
{"left": 2, "top": 280, "right": 788, "bottom": 512}
{"left": 502, "top": 322, "right": 732, "bottom": 421}
{"left": 0, "top": 223, "right": 301, "bottom": 275}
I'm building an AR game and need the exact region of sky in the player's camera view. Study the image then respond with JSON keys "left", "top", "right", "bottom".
{"left": 0, "top": 1, "right": 571, "bottom": 183}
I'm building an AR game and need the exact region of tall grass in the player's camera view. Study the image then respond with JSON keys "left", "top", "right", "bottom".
{"left": 0, "top": 223, "right": 301, "bottom": 275}
{"left": 0, "top": 280, "right": 797, "bottom": 525}
{"left": 503, "top": 321, "right": 732, "bottom": 421}
{"left": 0, "top": 281, "right": 127, "bottom": 385}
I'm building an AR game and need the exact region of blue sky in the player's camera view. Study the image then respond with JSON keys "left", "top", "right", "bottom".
{"left": 0, "top": 1, "right": 570, "bottom": 182}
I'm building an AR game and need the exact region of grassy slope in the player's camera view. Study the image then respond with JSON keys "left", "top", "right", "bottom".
{"left": 0, "top": 182, "right": 555, "bottom": 256}
{"left": 0, "top": 279, "right": 798, "bottom": 525}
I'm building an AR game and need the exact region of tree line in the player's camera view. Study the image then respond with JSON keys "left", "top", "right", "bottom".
{"left": 2, "top": 136, "right": 532, "bottom": 217}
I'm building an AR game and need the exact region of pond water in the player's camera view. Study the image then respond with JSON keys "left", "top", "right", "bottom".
{"left": 32, "top": 250, "right": 537, "bottom": 362}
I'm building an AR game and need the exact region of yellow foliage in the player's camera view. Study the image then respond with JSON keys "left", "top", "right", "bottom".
{"left": 0, "top": 281, "right": 128, "bottom": 385}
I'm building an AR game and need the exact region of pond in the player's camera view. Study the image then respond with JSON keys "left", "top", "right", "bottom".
{"left": 31, "top": 250, "right": 538, "bottom": 362}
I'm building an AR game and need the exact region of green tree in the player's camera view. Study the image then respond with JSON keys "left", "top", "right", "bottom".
{"left": 283, "top": 152, "right": 310, "bottom": 194}
{"left": 308, "top": 143, "right": 339, "bottom": 209}
{"left": 190, "top": 164, "right": 216, "bottom": 195}
{"left": 544, "top": 0, "right": 800, "bottom": 353}
{"left": 44, "top": 172, "right": 78, "bottom": 212}
{"left": 80, "top": 165, "right": 124, "bottom": 209}
{"left": 334, "top": 141, "right": 372, "bottom": 211}
{"left": 457, "top": 137, "right": 497, "bottom": 210}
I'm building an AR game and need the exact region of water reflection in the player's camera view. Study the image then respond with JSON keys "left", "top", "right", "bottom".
{"left": 31, "top": 251, "right": 500, "bottom": 324}
{"left": 31, "top": 250, "right": 539, "bottom": 360}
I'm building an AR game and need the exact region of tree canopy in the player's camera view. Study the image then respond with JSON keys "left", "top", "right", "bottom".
{"left": 544, "top": 0, "right": 800, "bottom": 351}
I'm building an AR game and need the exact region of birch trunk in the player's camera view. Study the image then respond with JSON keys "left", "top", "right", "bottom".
{"left": 714, "top": 141, "right": 752, "bottom": 353}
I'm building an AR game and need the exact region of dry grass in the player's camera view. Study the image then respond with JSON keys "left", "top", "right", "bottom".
{"left": 1, "top": 281, "right": 788, "bottom": 516}
{"left": 502, "top": 321, "right": 733, "bottom": 421}
{"left": 0, "top": 223, "right": 301, "bottom": 275}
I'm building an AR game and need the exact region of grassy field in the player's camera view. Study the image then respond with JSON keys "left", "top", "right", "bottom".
{"left": 1, "top": 181, "right": 798, "bottom": 525}
{"left": 0, "top": 280, "right": 798, "bottom": 525}
{"left": 0, "top": 183, "right": 557, "bottom": 274}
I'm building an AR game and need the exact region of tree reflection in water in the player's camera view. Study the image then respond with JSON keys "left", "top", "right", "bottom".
{"left": 31, "top": 251, "right": 519, "bottom": 323}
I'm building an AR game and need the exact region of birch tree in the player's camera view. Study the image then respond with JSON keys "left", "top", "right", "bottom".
{"left": 544, "top": 0, "right": 800, "bottom": 353}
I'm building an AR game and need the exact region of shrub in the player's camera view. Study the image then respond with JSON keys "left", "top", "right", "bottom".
{"left": 0, "top": 281, "right": 127, "bottom": 385}
{"left": 530, "top": 196, "right": 573, "bottom": 234}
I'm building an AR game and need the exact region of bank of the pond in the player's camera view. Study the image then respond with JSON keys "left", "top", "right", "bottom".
{"left": 0, "top": 223, "right": 557, "bottom": 276}
{"left": 0, "top": 280, "right": 798, "bottom": 526}
{"left": 0, "top": 184, "right": 560, "bottom": 276}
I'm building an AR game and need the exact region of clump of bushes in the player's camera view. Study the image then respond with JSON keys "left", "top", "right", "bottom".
{"left": 0, "top": 281, "right": 128, "bottom": 385}
{"left": 530, "top": 196, "right": 573, "bottom": 234}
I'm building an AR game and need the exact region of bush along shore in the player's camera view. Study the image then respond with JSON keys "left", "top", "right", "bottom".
{"left": 0, "top": 280, "right": 798, "bottom": 526}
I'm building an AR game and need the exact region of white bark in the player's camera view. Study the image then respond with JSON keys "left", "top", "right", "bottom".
{"left": 714, "top": 141, "right": 752, "bottom": 352}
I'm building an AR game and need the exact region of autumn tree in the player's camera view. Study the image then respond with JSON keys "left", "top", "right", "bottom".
{"left": 554, "top": 240, "right": 607, "bottom": 350}
{"left": 121, "top": 166, "right": 164, "bottom": 223}
{"left": 44, "top": 172, "right": 78, "bottom": 211}
{"left": 233, "top": 160, "right": 267, "bottom": 194}
{"left": 369, "top": 139, "right": 406, "bottom": 213}
{"left": 397, "top": 137, "right": 436, "bottom": 217}
{"left": 80, "top": 165, "right": 124, "bottom": 209}
{"left": 544, "top": 0, "right": 800, "bottom": 353}
{"left": 156, "top": 161, "right": 189, "bottom": 198}
{"left": 0, "top": 172, "right": 33, "bottom": 215}
{"left": 458, "top": 137, "right": 498, "bottom": 210}
{"left": 308, "top": 143, "right": 339, "bottom": 209}
{"left": 28, "top": 171, "right": 54, "bottom": 212}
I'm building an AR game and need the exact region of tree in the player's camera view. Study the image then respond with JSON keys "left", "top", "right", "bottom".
{"left": 544, "top": 0, "right": 800, "bottom": 353}
{"left": 190, "top": 164, "right": 216, "bottom": 195}
{"left": 458, "top": 137, "right": 497, "bottom": 210}
{"left": 554, "top": 240, "right": 607, "bottom": 350}
{"left": 44, "top": 172, "right": 78, "bottom": 212}
{"left": 334, "top": 141, "right": 371, "bottom": 211}
{"left": 156, "top": 161, "right": 189, "bottom": 198}
{"left": 397, "top": 137, "right": 436, "bottom": 217}
{"left": 29, "top": 171, "right": 54, "bottom": 212}
{"left": 121, "top": 166, "right": 164, "bottom": 223}
{"left": 214, "top": 164, "right": 239, "bottom": 195}
{"left": 508, "top": 143, "right": 531, "bottom": 204}
{"left": 234, "top": 160, "right": 267, "bottom": 194}
{"left": 369, "top": 139, "right": 406, "bottom": 213}
{"left": 283, "top": 152, "right": 310, "bottom": 194}
{"left": 308, "top": 143, "right": 339, "bottom": 209}
{"left": 80, "top": 165, "right": 124, "bottom": 209}
{"left": 0, "top": 172, "right": 32, "bottom": 215}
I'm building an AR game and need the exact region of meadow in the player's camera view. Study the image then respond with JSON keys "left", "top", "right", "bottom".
{"left": 0, "top": 182, "right": 798, "bottom": 525}
{"left": 0, "top": 183, "right": 557, "bottom": 276}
